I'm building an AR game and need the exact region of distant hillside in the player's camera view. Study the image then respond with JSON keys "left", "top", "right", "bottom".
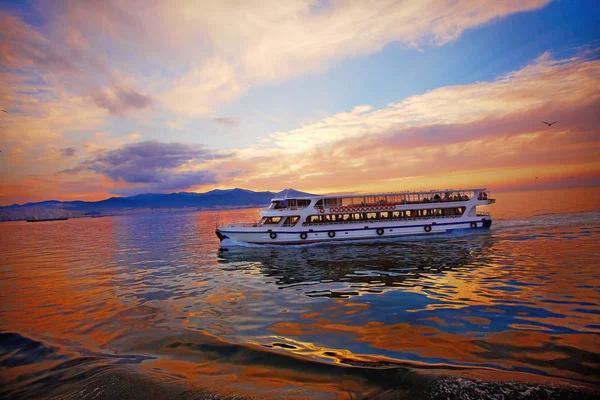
{"left": 0, "top": 188, "right": 317, "bottom": 221}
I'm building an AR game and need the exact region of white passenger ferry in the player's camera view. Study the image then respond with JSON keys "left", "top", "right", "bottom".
{"left": 215, "top": 189, "right": 495, "bottom": 245}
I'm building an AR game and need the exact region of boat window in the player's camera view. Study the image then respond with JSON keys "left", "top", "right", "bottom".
{"left": 324, "top": 198, "right": 342, "bottom": 206}
{"left": 314, "top": 199, "right": 323, "bottom": 208}
{"left": 269, "top": 201, "right": 281, "bottom": 209}
{"left": 441, "top": 207, "right": 462, "bottom": 216}
{"left": 300, "top": 202, "right": 470, "bottom": 225}
{"left": 297, "top": 199, "right": 311, "bottom": 208}
{"left": 283, "top": 216, "right": 300, "bottom": 226}
{"left": 305, "top": 215, "right": 321, "bottom": 224}
{"left": 263, "top": 217, "right": 282, "bottom": 225}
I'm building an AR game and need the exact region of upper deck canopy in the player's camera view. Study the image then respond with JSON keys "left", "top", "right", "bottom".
{"left": 270, "top": 188, "right": 486, "bottom": 202}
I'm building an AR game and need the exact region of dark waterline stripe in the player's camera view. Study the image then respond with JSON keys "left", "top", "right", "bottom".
{"left": 220, "top": 219, "right": 487, "bottom": 235}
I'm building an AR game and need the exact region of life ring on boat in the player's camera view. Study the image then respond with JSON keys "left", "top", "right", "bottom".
{"left": 376, "top": 228, "right": 384, "bottom": 236}
{"left": 424, "top": 225, "right": 432, "bottom": 232}
{"left": 470, "top": 222, "right": 477, "bottom": 229}
{"left": 328, "top": 231, "right": 336, "bottom": 238}
{"left": 319, "top": 208, "right": 324, "bottom": 213}
{"left": 300, "top": 232, "right": 307, "bottom": 240}
{"left": 270, "top": 232, "right": 277, "bottom": 239}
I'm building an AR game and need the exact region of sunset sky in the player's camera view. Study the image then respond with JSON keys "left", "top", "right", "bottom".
{"left": 1, "top": 0, "right": 599, "bottom": 205}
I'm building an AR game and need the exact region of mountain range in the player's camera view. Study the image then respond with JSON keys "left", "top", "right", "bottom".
{"left": 0, "top": 188, "right": 316, "bottom": 221}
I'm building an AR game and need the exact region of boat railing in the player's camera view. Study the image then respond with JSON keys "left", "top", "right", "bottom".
{"left": 313, "top": 197, "right": 473, "bottom": 210}
{"left": 301, "top": 214, "right": 464, "bottom": 226}
{"left": 260, "top": 206, "right": 308, "bottom": 212}
{"left": 222, "top": 222, "right": 259, "bottom": 228}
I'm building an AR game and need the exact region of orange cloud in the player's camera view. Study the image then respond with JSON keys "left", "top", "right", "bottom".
{"left": 212, "top": 53, "right": 600, "bottom": 193}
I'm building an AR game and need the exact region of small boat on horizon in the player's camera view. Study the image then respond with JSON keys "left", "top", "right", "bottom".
{"left": 216, "top": 188, "right": 495, "bottom": 245}
{"left": 26, "top": 217, "right": 69, "bottom": 222}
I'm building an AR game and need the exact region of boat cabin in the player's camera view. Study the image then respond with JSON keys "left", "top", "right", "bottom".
{"left": 256, "top": 189, "right": 492, "bottom": 228}
{"left": 266, "top": 190, "right": 488, "bottom": 212}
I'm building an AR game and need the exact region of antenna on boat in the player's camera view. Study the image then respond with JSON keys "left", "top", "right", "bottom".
{"left": 284, "top": 189, "right": 289, "bottom": 199}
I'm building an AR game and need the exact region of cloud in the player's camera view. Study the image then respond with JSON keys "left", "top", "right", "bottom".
{"left": 109, "top": 170, "right": 218, "bottom": 196}
{"left": 214, "top": 53, "right": 600, "bottom": 192}
{"left": 212, "top": 117, "right": 239, "bottom": 127}
{"left": 90, "top": 86, "right": 152, "bottom": 116}
{"left": 38, "top": 146, "right": 78, "bottom": 161}
{"left": 0, "top": 13, "right": 79, "bottom": 73}
{"left": 36, "top": 0, "right": 551, "bottom": 116}
{"left": 264, "top": 52, "right": 600, "bottom": 152}
{"left": 0, "top": 10, "right": 150, "bottom": 118}
{"left": 62, "top": 140, "right": 231, "bottom": 195}
{"left": 0, "top": 71, "right": 108, "bottom": 170}
{"left": 60, "top": 147, "right": 77, "bottom": 157}
{"left": 167, "top": 119, "right": 186, "bottom": 129}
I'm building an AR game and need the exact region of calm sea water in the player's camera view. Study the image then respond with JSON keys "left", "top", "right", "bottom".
{"left": 1, "top": 187, "right": 599, "bottom": 399}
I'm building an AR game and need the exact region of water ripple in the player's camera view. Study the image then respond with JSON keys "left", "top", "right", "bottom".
{"left": 1, "top": 189, "right": 599, "bottom": 398}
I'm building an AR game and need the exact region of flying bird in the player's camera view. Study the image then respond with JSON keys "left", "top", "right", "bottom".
{"left": 1, "top": 110, "right": 7, "bottom": 113}
{"left": 542, "top": 121, "right": 557, "bottom": 126}
{"left": 535, "top": 176, "right": 539, "bottom": 179}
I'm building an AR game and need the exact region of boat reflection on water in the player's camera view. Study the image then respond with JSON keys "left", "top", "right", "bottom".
{"left": 215, "top": 231, "right": 600, "bottom": 388}
{"left": 217, "top": 234, "right": 494, "bottom": 298}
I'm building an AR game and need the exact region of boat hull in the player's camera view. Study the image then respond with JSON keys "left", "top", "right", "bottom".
{"left": 217, "top": 217, "right": 491, "bottom": 245}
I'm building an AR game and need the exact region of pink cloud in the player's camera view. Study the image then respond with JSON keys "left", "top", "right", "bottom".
{"left": 90, "top": 86, "right": 152, "bottom": 116}
{"left": 31, "top": 0, "right": 552, "bottom": 116}
{"left": 212, "top": 54, "right": 600, "bottom": 193}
